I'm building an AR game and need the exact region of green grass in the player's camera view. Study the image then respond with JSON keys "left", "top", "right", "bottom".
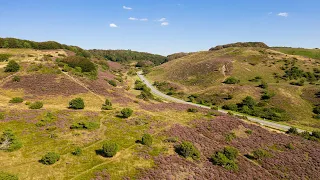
{"left": 273, "top": 47, "right": 320, "bottom": 60}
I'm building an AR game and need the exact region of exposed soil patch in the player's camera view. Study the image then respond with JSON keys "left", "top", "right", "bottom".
{"left": 2, "top": 74, "right": 88, "bottom": 96}
{"left": 140, "top": 116, "right": 320, "bottom": 179}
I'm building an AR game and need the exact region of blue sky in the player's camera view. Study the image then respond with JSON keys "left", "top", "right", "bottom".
{"left": 0, "top": 0, "right": 319, "bottom": 55}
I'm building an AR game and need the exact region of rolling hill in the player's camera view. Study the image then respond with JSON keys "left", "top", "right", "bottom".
{"left": 147, "top": 42, "right": 320, "bottom": 131}
{"left": 0, "top": 40, "right": 319, "bottom": 179}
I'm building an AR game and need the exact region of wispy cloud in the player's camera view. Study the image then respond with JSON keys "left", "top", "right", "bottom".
{"left": 123, "top": 6, "right": 132, "bottom": 10}
{"left": 268, "top": 12, "right": 273, "bottom": 15}
{"left": 140, "top": 18, "right": 148, "bottom": 21}
{"left": 109, "top": 23, "right": 118, "bottom": 28}
{"left": 161, "top": 22, "right": 169, "bottom": 26}
{"left": 129, "top": 17, "right": 138, "bottom": 21}
{"left": 278, "top": 12, "right": 288, "bottom": 17}
{"left": 158, "top": 18, "right": 166, "bottom": 22}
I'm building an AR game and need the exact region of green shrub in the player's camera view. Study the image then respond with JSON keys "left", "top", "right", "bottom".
{"left": 40, "top": 152, "right": 60, "bottom": 165}
{"left": 69, "top": 98, "right": 85, "bottom": 109}
{"left": 286, "top": 127, "right": 299, "bottom": 135}
{"left": 175, "top": 141, "right": 200, "bottom": 160}
{"left": 211, "top": 147, "right": 239, "bottom": 171}
{"left": 225, "top": 132, "right": 236, "bottom": 142}
{"left": 0, "top": 54, "right": 12, "bottom": 62}
{"left": 121, "top": 108, "right": 133, "bottom": 118}
{"left": 187, "top": 108, "right": 198, "bottom": 113}
{"left": 4, "top": 60, "right": 20, "bottom": 72}
{"left": 102, "top": 142, "right": 119, "bottom": 157}
{"left": 259, "top": 80, "right": 268, "bottom": 89}
{"left": 241, "top": 96, "right": 257, "bottom": 108}
{"left": 0, "top": 171, "right": 18, "bottom": 180}
{"left": 222, "top": 104, "right": 238, "bottom": 111}
{"left": 0, "top": 129, "right": 22, "bottom": 152}
{"left": 72, "top": 147, "right": 82, "bottom": 156}
{"left": 9, "top": 97, "right": 23, "bottom": 103}
{"left": 12, "top": 76, "right": 20, "bottom": 82}
{"left": 313, "top": 106, "right": 320, "bottom": 115}
{"left": 245, "top": 130, "right": 253, "bottom": 135}
{"left": 108, "top": 80, "right": 117, "bottom": 87}
{"left": 61, "top": 56, "right": 95, "bottom": 72}
{"left": 285, "top": 143, "right": 294, "bottom": 150}
{"left": 29, "top": 101, "right": 43, "bottom": 109}
{"left": 70, "top": 122, "right": 99, "bottom": 130}
{"left": 251, "top": 149, "right": 271, "bottom": 160}
{"left": 223, "top": 146, "right": 239, "bottom": 160}
{"left": 141, "top": 134, "right": 153, "bottom": 146}
{"left": 223, "top": 77, "right": 240, "bottom": 84}
{"left": 102, "top": 99, "right": 112, "bottom": 110}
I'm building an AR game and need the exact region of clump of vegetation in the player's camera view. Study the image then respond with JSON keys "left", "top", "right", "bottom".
{"left": 211, "top": 146, "right": 239, "bottom": 171}
{"left": 248, "top": 149, "right": 272, "bottom": 160}
{"left": 35, "top": 112, "right": 56, "bottom": 127}
{"left": 12, "top": 75, "right": 20, "bottom": 82}
{"left": 101, "top": 98, "right": 112, "bottom": 110}
{"left": 108, "top": 80, "right": 117, "bottom": 87}
{"left": 40, "top": 152, "right": 60, "bottom": 165}
{"left": 225, "top": 132, "right": 237, "bottom": 142}
{"left": 286, "top": 127, "right": 299, "bottom": 135}
{"left": 259, "top": 80, "right": 268, "bottom": 89}
{"left": 210, "top": 42, "right": 269, "bottom": 51}
{"left": 9, "top": 97, "right": 23, "bottom": 103}
{"left": 4, "top": 60, "right": 20, "bottom": 72}
{"left": 120, "top": 108, "right": 133, "bottom": 118}
{"left": 285, "top": 143, "right": 294, "bottom": 150}
{"left": 61, "top": 56, "right": 95, "bottom": 72}
{"left": 0, "top": 171, "right": 18, "bottom": 180}
{"left": 153, "top": 81, "right": 178, "bottom": 95}
{"left": 69, "top": 98, "right": 85, "bottom": 109}
{"left": 29, "top": 101, "right": 43, "bottom": 109}
{"left": 290, "top": 79, "right": 305, "bottom": 86}
{"left": 245, "top": 130, "right": 253, "bottom": 135}
{"left": 141, "top": 134, "right": 153, "bottom": 146}
{"left": 223, "top": 77, "right": 240, "bottom": 84}
{"left": 175, "top": 141, "right": 200, "bottom": 160}
{"left": 287, "top": 128, "right": 320, "bottom": 142}
{"left": 102, "top": 142, "right": 119, "bottom": 157}
{"left": 135, "top": 80, "right": 154, "bottom": 101}
{"left": 249, "top": 76, "right": 262, "bottom": 82}
{"left": 70, "top": 122, "right": 99, "bottom": 130}
{"left": 72, "top": 147, "right": 82, "bottom": 156}
{"left": 0, "top": 129, "right": 22, "bottom": 152}
{"left": 0, "top": 53, "right": 12, "bottom": 62}
{"left": 187, "top": 108, "right": 198, "bottom": 113}
{"left": 222, "top": 96, "right": 289, "bottom": 122}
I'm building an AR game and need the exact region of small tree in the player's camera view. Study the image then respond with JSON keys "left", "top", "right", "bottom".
{"left": 40, "top": 152, "right": 60, "bottom": 165}
{"left": 141, "top": 134, "right": 153, "bottom": 146}
{"left": 0, "top": 129, "right": 22, "bottom": 152}
{"left": 241, "top": 96, "right": 256, "bottom": 108}
{"left": 102, "top": 142, "right": 119, "bottom": 157}
{"left": 69, "top": 98, "right": 85, "bottom": 109}
{"left": 175, "top": 141, "right": 200, "bottom": 160}
{"left": 4, "top": 60, "right": 20, "bottom": 72}
{"left": 121, "top": 108, "right": 133, "bottom": 118}
{"left": 102, "top": 98, "right": 112, "bottom": 110}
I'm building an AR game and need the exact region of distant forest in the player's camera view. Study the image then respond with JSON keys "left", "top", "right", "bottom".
{"left": 89, "top": 49, "right": 168, "bottom": 66}
{"left": 0, "top": 37, "right": 91, "bottom": 57}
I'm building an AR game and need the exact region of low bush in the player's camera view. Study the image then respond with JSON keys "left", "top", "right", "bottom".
{"left": 108, "top": 80, "right": 117, "bottom": 87}
{"left": 9, "top": 97, "right": 23, "bottom": 103}
{"left": 69, "top": 98, "right": 85, "bottom": 109}
{"left": 175, "top": 141, "right": 200, "bottom": 160}
{"left": 0, "top": 171, "right": 18, "bottom": 180}
{"left": 72, "top": 147, "right": 82, "bottom": 156}
{"left": 101, "top": 99, "right": 112, "bottom": 110}
{"left": 225, "top": 132, "right": 237, "bottom": 142}
{"left": 187, "top": 108, "right": 198, "bottom": 113}
{"left": 286, "top": 127, "right": 299, "bottom": 135}
{"left": 0, "top": 129, "right": 22, "bottom": 152}
{"left": 211, "top": 146, "right": 239, "bottom": 171}
{"left": 4, "top": 60, "right": 20, "bottom": 72}
{"left": 70, "top": 122, "right": 99, "bottom": 130}
{"left": 259, "top": 80, "right": 268, "bottom": 89}
{"left": 251, "top": 149, "right": 272, "bottom": 160}
{"left": 223, "top": 77, "right": 240, "bottom": 84}
{"left": 121, "top": 108, "right": 133, "bottom": 118}
{"left": 102, "top": 142, "right": 119, "bottom": 157}
{"left": 40, "top": 152, "right": 60, "bottom": 165}
{"left": 61, "top": 56, "right": 96, "bottom": 72}
{"left": 141, "top": 134, "right": 153, "bottom": 146}
{"left": 12, "top": 76, "right": 20, "bottom": 82}
{"left": 29, "top": 101, "right": 43, "bottom": 109}
{"left": 0, "top": 53, "right": 12, "bottom": 62}
{"left": 245, "top": 130, "right": 253, "bottom": 135}
{"left": 285, "top": 143, "right": 294, "bottom": 150}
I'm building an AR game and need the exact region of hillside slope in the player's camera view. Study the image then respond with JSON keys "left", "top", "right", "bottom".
{"left": 147, "top": 45, "right": 320, "bottom": 131}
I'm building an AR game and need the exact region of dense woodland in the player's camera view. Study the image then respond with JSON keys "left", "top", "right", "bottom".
{"left": 0, "top": 38, "right": 91, "bottom": 57}
{"left": 89, "top": 49, "right": 167, "bottom": 65}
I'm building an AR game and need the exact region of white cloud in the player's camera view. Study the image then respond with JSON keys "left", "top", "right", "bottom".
{"left": 109, "top": 23, "right": 118, "bottom": 28}
{"left": 161, "top": 22, "right": 169, "bottom": 26}
{"left": 129, "top": 17, "right": 138, "bottom": 21}
{"left": 123, "top": 6, "right": 132, "bottom": 10}
{"left": 158, "top": 18, "right": 166, "bottom": 22}
{"left": 278, "top": 12, "right": 288, "bottom": 17}
{"left": 140, "top": 18, "right": 148, "bottom": 21}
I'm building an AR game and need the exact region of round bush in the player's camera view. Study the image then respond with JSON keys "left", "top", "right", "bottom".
{"left": 69, "top": 98, "right": 85, "bottom": 109}
{"left": 223, "top": 146, "right": 239, "bottom": 160}
{"left": 102, "top": 142, "right": 119, "bottom": 157}
{"left": 4, "top": 60, "right": 20, "bottom": 72}
{"left": 141, "top": 134, "right": 153, "bottom": 146}
{"left": 176, "top": 141, "right": 200, "bottom": 160}
{"left": 121, "top": 108, "right": 133, "bottom": 118}
{"left": 9, "top": 97, "right": 23, "bottom": 103}
{"left": 40, "top": 152, "right": 60, "bottom": 165}
{"left": 29, "top": 101, "right": 43, "bottom": 109}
